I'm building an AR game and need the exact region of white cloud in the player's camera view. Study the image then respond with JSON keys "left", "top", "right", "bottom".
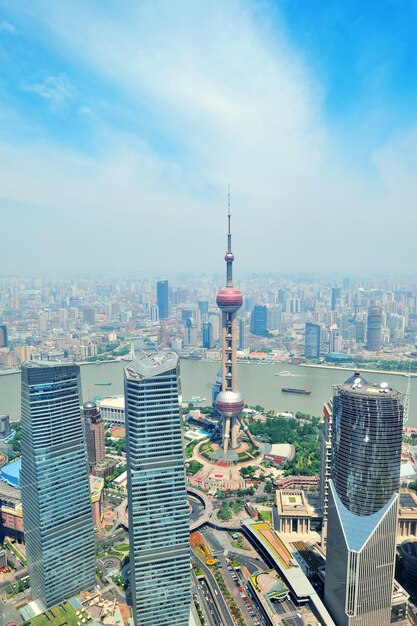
{"left": 1, "top": 1, "right": 417, "bottom": 274}
{"left": 22, "top": 73, "right": 76, "bottom": 108}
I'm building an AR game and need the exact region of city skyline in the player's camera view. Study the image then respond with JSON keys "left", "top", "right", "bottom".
{"left": 1, "top": 1, "right": 417, "bottom": 275}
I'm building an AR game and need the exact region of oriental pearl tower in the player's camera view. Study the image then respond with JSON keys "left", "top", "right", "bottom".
{"left": 213, "top": 192, "right": 257, "bottom": 461}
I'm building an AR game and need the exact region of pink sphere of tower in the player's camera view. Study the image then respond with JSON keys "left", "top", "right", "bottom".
{"left": 215, "top": 390, "right": 244, "bottom": 417}
{"left": 216, "top": 287, "right": 243, "bottom": 312}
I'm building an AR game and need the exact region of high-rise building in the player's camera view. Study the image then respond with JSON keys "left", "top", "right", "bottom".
{"left": 124, "top": 352, "right": 190, "bottom": 626}
{"left": 198, "top": 300, "right": 209, "bottom": 315}
{"left": 83, "top": 401, "right": 106, "bottom": 472}
{"left": 331, "top": 287, "right": 341, "bottom": 311}
{"left": 202, "top": 321, "right": 212, "bottom": 348}
{"left": 83, "top": 306, "right": 96, "bottom": 325}
{"left": 183, "top": 316, "right": 198, "bottom": 346}
{"left": 324, "top": 373, "right": 404, "bottom": 626}
{"left": 329, "top": 325, "right": 341, "bottom": 353}
{"left": 157, "top": 279, "right": 169, "bottom": 319}
{"left": 238, "top": 318, "right": 249, "bottom": 350}
{"left": 0, "top": 324, "right": 8, "bottom": 348}
{"left": 367, "top": 305, "right": 383, "bottom": 351}
{"left": 21, "top": 362, "right": 95, "bottom": 609}
{"left": 305, "top": 322, "right": 321, "bottom": 358}
{"left": 251, "top": 305, "right": 268, "bottom": 336}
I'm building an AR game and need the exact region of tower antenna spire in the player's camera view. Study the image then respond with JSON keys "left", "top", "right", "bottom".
{"left": 225, "top": 184, "right": 234, "bottom": 287}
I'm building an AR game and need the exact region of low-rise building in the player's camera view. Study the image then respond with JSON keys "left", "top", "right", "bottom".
{"left": 97, "top": 396, "right": 125, "bottom": 425}
{"left": 248, "top": 570, "right": 289, "bottom": 625}
{"left": 275, "top": 490, "right": 320, "bottom": 534}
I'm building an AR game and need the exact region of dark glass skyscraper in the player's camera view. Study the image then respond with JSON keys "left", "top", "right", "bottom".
{"left": 157, "top": 280, "right": 169, "bottom": 319}
{"left": 331, "top": 287, "right": 341, "bottom": 311}
{"left": 124, "top": 352, "right": 190, "bottom": 626}
{"left": 21, "top": 362, "right": 95, "bottom": 609}
{"left": 324, "top": 373, "right": 404, "bottom": 626}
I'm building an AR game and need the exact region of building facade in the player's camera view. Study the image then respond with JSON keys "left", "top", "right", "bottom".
{"left": 157, "top": 280, "right": 169, "bottom": 319}
{"left": 202, "top": 321, "right": 212, "bottom": 348}
{"left": 21, "top": 362, "right": 95, "bottom": 609}
{"left": 305, "top": 322, "right": 321, "bottom": 358}
{"left": 324, "top": 373, "right": 404, "bottom": 626}
{"left": 124, "top": 352, "right": 190, "bottom": 626}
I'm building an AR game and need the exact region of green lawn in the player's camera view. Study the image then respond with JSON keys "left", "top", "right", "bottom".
{"left": 24, "top": 601, "right": 85, "bottom": 626}
{"left": 114, "top": 543, "right": 129, "bottom": 552}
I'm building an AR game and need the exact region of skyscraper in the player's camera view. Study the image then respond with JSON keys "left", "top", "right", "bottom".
{"left": 157, "top": 279, "right": 169, "bottom": 319}
{"left": 367, "top": 305, "right": 383, "bottom": 351}
{"left": 21, "top": 362, "right": 95, "bottom": 609}
{"left": 202, "top": 321, "right": 212, "bottom": 348}
{"left": 83, "top": 401, "right": 106, "bottom": 472}
{"left": 124, "top": 352, "right": 190, "bottom": 626}
{"left": 251, "top": 305, "right": 268, "bottom": 336}
{"left": 305, "top": 322, "right": 321, "bottom": 358}
{"left": 324, "top": 373, "right": 404, "bottom": 626}
{"left": 331, "top": 287, "right": 341, "bottom": 311}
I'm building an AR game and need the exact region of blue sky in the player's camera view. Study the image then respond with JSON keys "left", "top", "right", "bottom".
{"left": 0, "top": 0, "right": 416, "bottom": 275}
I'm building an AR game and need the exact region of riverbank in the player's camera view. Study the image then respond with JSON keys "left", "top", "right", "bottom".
{"left": 299, "top": 363, "right": 417, "bottom": 378}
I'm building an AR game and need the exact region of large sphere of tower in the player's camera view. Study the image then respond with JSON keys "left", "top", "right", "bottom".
{"left": 216, "top": 287, "right": 243, "bottom": 313}
{"left": 215, "top": 390, "right": 244, "bottom": 417}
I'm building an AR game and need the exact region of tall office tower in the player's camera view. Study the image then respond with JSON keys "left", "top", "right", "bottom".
{"left": 331, "top": 287, "right": 341, "bottom": 311}
{"left": 367, "top": 305, "right": 383, "bottom": 351}
{"left": 324, "top": 373, "right": 404, "bottom": 626}
{"left": 251, "top": 305, "right": 268, "bottom": 336}
{"left": 157, "top": 279, "right": 169, "bottom": 319}
{"left": 268, "top": 305, "right": 281, "bottom": 331}
{"left": 0, "top": 324, "right": 8, "bottom": 347}
{"left": 21, "top": 362, "right": 95, "bottom": 609}
{"left": 124, "top": 352, "right": 190, "bottom": 626}
{"left": 202, "top": 321, "right": 212, "bottom": 348}
{"left": 0, "top": 414, "right": 11, "bottom": 440}
{"left": 238, "top": 318, "right": 249, "bottom": 350}
{"left": 83, "top": 401, "right": 105, "bottom": 472}
{"left": 305, "top": 322, "right": 321, "bottom": 358}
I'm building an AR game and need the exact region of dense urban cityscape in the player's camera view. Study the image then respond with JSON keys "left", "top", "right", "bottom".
{"left": 0, "top": 204, "right": 417, "bottom": 626}
{"left": 2, "top": 1, "right": 417, "bottom": 625}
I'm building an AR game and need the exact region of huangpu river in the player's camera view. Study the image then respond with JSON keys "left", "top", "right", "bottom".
{"left": 1, "top": 359, "right": 417, "bottom": 426}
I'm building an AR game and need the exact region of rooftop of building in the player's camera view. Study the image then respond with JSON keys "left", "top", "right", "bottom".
{"left": 334, "top": 372, "right": 404, "bottom": 398}
{"left": 0, "top": 458, "right": 21, "bottom": 488}
{"left": 125, "top": 350, "right": 178, "bottom": 380}
{"left": 276, "top": 490, "right": 312, "bottom": 517}
{"left": 97, "top": 395, "right": 125, "bottom": 409}
{"left": 262, "top": 443, "right": 295, "bottom": 461}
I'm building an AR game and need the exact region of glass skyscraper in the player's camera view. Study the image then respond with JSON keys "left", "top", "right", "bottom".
{"left": 124, "top": 352, "right": 190, "bottom": 626}
{"left": 21, "top": 362, "right": 95, "bottom": 609}
{"left": 156, "top": 280, "right": 169, "bottom": 319}
{"left": 324, "top": 372, "right": 404, "bottom": 626}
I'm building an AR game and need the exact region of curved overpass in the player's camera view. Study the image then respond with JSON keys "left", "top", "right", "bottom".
{"left": 115, "top": 488, "right": 212, "bottom": 533}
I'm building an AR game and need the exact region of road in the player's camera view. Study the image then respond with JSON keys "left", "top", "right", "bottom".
{"left": 192, "top": 551, "right": 235, "bottom": 626}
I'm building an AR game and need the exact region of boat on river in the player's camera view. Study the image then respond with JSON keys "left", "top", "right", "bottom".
{"left": 274, "top": 370, "right": 292, "bottom": 377}
{"left": 281, "top": 387, "right": 311, "bottom": 395}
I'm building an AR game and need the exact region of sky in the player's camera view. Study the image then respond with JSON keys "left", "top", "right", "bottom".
{"left": 0, "top": 0, "right": 417, "bottom": 276}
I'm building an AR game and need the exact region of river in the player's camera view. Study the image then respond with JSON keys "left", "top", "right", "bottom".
{"left": 1, "top": 359, "right": 416, "bottom": 425}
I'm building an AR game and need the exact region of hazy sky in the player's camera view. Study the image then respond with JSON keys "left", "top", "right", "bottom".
{"left": 1, "top": 1, "right": 417, "bottom": 276}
